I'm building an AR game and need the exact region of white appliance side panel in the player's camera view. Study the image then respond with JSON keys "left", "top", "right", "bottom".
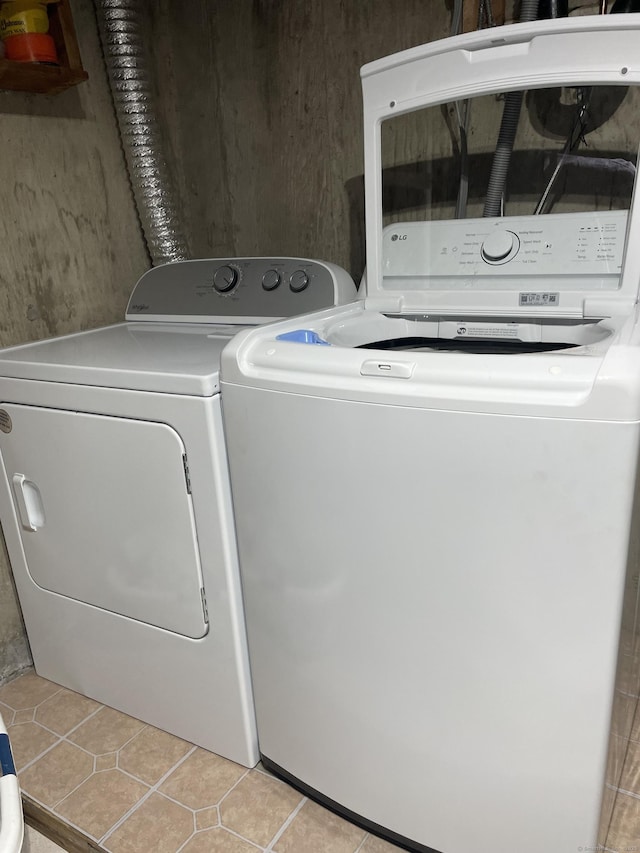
{"left": 0, "top": 404, "right": 207, "bottom": 639}
{"left": 223, "top": 384, "right": 637, "bottom": 853}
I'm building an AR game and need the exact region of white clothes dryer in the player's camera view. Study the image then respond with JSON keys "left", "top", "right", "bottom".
{"left": 221, "top": 17, "right": 640, "bottom": 850}
{"left": 0, "top": 256, "right": 356, "bottom": 767}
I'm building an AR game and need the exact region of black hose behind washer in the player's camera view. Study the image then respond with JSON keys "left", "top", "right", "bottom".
{"left": 482, "top": 0, "right": 540, "bottom": 217}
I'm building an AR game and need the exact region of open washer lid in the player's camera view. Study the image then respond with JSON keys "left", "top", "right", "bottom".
{"left": 361, "top": 17, "right": 640, "bottom": 319}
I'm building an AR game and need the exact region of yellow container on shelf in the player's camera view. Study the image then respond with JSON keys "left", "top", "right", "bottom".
{"left": 0, "top": 1, "right": 56, "bottom": 39}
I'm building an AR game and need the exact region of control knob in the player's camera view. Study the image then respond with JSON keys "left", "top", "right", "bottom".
{"left": 289, "top": 270, "right": 309, "bottom": 292}
{"left": 481, "top": 230, "right": 519, "bottom": 264}
{"left": 262, "top": 269, "right": 282, "bottom": 291}
{"left": 212, "top": 265, "right": 239, "bottom": 293}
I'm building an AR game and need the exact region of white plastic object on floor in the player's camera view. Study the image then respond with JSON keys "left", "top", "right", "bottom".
{"left": 0, "top": 712, "right": 23, "bottom": 853}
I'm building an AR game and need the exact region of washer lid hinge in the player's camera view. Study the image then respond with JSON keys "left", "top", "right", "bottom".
{"left": 182, "top": 454, "right": 191, "bottom": 494}
{"left": 582, "top": 296, "right": 635, "bottom": 319}
{"left": 200, "top": 588, "right": 209, "bottom": 623}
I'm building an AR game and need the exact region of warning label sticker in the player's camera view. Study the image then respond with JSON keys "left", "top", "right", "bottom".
{"left": 456, "top": 324, "right": 519, "bottom": 339}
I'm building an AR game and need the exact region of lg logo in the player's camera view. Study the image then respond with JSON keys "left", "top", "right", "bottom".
{"left": 391, "top": 234, "right": 408, "bottom": 242}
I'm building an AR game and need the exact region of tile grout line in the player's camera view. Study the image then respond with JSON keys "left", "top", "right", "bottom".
{"left": 354, "top": 833, "right": 372, "bottom": 852}
{"left": 14, "top": 735, "right": 65, "bottom": 777}
{"left": 22, "top": 789, "right": 109, "bottom": 848}
{"left": 11, "top": 700, "right": 107, "bottom": 776}
{"left": 9, "top": 676, "right": 265, "bottom": 853}
{"left": 12, "top": 680, "right": 207, "bottom": 851}
{"left": 20, "top": 707, "right": 160, "bottom": 823}
{"left": 99, "top": 744, "right": 200, "bottom": 847}
{"left": 263, "top": 795, "right": 308, "bottom": 852}
{"left": 18, "top": 715, "right": 150, "bottom": 815}
{"left": 174, "top": 805, "right": 221, "bottom": 853}
{"left": 181, "top": 823, "right": 268, "bottom": 853}
{"left": 98, "top": 787, "right": 160, "bottom": 848}
{"left": 1, "top": 683, "right": 66, "bottom": 723}
{"left": 611, "top": 731, "right": 640, "bottom": 747}
{"left": 0, "top": 704, "right": 15, "bottom": 727}
{"left": 3, "top": 677, "right": 377, "bottom": 851}
{"left": 215, "top": 765, "right": 256, "bottom": 809}
{"left": 21, "top": 740, "right": 150, "bottom": 848}
{"left": 61, "top": 715, "right": 151, "bottom": 757}
{"left": 53, "top": 756, "right": 157, "bottom": 830}
{"left": 617, "top": 688, "right": 640, "bottom": 701}
{"left": 197, "top": 762, "right": 304, "bottom": 851}
{"left": 102, "top": 756, "right": 262, "bottom": 851}
{"left": 613, "top": 786, "right": 640, "bottom": 801}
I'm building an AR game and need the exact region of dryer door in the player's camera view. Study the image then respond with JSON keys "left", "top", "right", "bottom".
{"left": 0, "top": 404, "right": 208, "bottom": 639}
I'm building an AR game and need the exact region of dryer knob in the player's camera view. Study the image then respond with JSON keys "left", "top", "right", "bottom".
{"left": 213, "top": 265, "right": 239, "bottom": 293}
{"left": 262, "top": 269, "right": 282, "bottom": 291}
{"left": 481, "top": 230, "right": 518, "bottom": 263}
{"left": 290, "top": 270, "right": 309, "bottom": 292}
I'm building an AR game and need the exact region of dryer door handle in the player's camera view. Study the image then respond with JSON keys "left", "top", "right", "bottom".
{"left": 12, "top": 474, "right": 45, "bottom": 532}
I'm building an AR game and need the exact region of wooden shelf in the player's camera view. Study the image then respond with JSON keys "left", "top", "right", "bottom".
{"left": 0, "top": 58, "right": 87, "bottom": 94}
{"left": 0, "top": 0, "right": 88, "bottom": 95}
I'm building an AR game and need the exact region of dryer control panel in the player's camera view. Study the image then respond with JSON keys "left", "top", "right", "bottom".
{"left": 126, "top": 257, "right": 357, "bottom": 324}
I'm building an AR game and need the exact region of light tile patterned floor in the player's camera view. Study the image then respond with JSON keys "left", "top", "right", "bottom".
{"left": 1, "top": 671, "right": 639, "bottom": 852}
{"left": 1, "top": 672, "right": 399, "bottom": 853}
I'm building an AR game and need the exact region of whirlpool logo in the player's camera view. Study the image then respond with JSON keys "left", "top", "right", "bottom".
{"left": 390, "top": 233, "right": 408, "bottom": 242}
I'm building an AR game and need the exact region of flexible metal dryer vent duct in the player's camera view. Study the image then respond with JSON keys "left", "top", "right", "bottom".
{"left": 94, "top": 0, "right": 189, "bottom": 265}
{"left": 483, "top": 0, "right": 540, "bottom": 217}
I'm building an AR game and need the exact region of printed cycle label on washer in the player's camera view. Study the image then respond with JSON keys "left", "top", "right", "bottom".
{"left": 0, "top": 410, "right": 12, "bottom": 433}
{"left": 519, "top": 292, "right": 559, "bottom": 306}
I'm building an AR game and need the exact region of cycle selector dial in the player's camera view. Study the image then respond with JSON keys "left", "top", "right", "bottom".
{"left": 212, "top": 265, "right": 239, "bottom": 293}
{"left": 262, "top": 269, "right": 282, "bottom": 291}
{"left": 289, "top": 270, "right": 310, "bottom": 292}
{"left": 481, "top": 230, "right": 519, "bottom": 264}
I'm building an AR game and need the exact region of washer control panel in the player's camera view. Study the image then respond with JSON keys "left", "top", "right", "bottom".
{"left": 126, "top": 257, "right": 357, "bottom": 323}
{"left": 383, "top": 210, "right": 627, "bottom": 280}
